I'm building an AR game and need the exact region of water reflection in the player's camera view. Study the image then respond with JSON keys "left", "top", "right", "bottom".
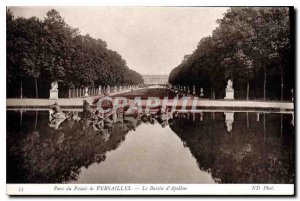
{"left": 169, "top": 112, "right": 294, "bottom": 183}
{"left": 7, "top": 108, "right": 294, "bottom": 184}
{"left": 224, "top": 112, "right": 234, "bottom": 132}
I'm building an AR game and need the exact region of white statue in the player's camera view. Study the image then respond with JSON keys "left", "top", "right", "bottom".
{"left": 226, "top": 79, "right": 233, "bottom": 90}
{"left": 84, "top": 87, "right": 89, "bottom": 97}
{"left": 51, "top": 81, "right": 58, "bottom": 91}
{"left": 49, "top": 81, "right": 59, "bottom": 99}
{"left": 224, "top": 79, "right": 234, "bottom": 100}
{"left": 200, "top": 88, "right": 204, "bottom": 97}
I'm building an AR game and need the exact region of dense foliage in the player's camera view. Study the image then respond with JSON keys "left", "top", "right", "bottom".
{"left": 7, "top": 9, "right": 143, "bottom": 98}
{"left": 169, "top": 7, "right": 294, "bottom": 100}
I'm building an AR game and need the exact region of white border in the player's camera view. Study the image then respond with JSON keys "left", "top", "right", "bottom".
{"left": 1, "top": 0, "right": 299, "bottom": 200}
{"left": 6, "top": 184, "right": 294, "bottom": 195}
{"left": 2, "top": 0, "right": 298, "bottom": 6}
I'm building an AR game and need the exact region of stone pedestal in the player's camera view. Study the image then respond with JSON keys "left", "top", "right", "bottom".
{"left": 49, "top": 90, "right": 58, "bottom": 100}
{"left": 224, "top": 89, "right": 234, "bottom": 100}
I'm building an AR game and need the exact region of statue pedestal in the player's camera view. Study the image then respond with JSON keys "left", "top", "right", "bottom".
{"left": 224, "top": 89, "right": 234, "bottom": 100}
{"left": 49, "top": 90, "right": 58, "bottom": 100}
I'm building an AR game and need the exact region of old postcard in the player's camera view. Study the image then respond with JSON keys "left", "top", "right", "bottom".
{"left": 5, "top": 4, "right": 295, "bottom": 196}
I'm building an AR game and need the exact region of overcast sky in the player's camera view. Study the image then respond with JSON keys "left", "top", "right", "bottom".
{"left": 9, "top": 7, "right": 228, "bottom": 75}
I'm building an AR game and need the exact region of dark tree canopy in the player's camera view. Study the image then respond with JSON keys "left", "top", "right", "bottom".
{"left": 169, "top": 7, "right": 293, "bottom": 100}
{"left": 7, "top": 9, "right": 143, "bottom": 98}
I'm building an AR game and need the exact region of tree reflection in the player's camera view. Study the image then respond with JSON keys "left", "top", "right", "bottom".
{"left": 7, "top": 109, "right": 294, "bottom": 184}
{"left": 7, "top": 107, "right": 171, "bottom": 183}
{"left": 169, "top": 112, "right": 294, "bottom": 183}
{"left": 7, "top": 109, "right": 144, "bottom": 183}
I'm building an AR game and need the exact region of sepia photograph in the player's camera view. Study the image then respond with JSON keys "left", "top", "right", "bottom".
{"left": 5, "top": 4, "right": 295, "bottom": 196}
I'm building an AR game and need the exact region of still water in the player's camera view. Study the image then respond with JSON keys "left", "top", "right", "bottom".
{"left": 7, "top": 109, "right": 294, "bottom": 184}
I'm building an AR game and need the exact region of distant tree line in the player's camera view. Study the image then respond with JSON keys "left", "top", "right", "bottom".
{"left": 7, "top": 9, "right": 143, "bottom": 98}
{"left": 169, "top": 7, "right": 294, "bottom": 100}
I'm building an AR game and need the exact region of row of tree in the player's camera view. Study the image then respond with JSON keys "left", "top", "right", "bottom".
{"left": 7, "top": 9, "right": 143, "bottom": 98}
{"left": 169, "top": 7, "right": 294, "bottom": 100}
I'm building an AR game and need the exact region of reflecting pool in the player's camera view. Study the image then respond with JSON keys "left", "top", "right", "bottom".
{"left": 7, "top": 109, "right": 294, "bottom": 184}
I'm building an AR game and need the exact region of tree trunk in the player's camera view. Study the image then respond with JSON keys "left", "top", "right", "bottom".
{"left": 246, "top": 82, "right": 249, "bottom": 100}
{"left": 34, "top": 77, "right": 38, "bottom": 98}
{"left": 263, "top": 113, "right": 266, "bottom": 143}
{"left": 263, "top": 66, "right": 266, "bottom": 100}
{"left": 20, "top": 81, "right": 23, "bottom": 99}
{"left": 281, "top": 66, "right": 283, "bottom": 101}
{"left": 280, "top": 113, "right": 283, "bottom": 137}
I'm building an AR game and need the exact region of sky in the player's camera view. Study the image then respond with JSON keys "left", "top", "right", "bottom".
{"left": 9, "top": 6, "right": 228, "bottom": 75}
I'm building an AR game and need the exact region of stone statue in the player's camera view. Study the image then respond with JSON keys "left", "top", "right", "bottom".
{"left": 226, "top": 79, "right": 233, "bottom": 90}
{"left": 49, "top": 81, "right": 58, "bottom": 99}
{"left": 224, "top": 79, "right": 234, "bottom": 100}
{"left": 84, "top": 87, "right": 89, "bottom": 97}
{"left": 51, "top": 81, "right": 58, "bottom": 91}
{"left": 200, "top": 88, "right": 204, "bottom": 97}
